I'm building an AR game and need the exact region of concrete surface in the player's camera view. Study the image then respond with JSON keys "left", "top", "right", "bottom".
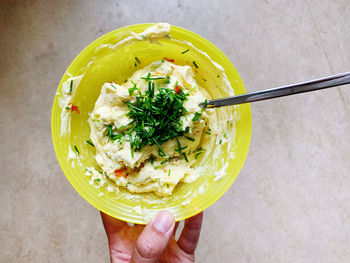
{"left": 1, "top": 0, "right": 350, "bottom": 262}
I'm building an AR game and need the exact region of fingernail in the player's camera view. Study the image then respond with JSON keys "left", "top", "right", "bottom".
{"left": 152, "top": 211, "right": 174, "bottom": 234}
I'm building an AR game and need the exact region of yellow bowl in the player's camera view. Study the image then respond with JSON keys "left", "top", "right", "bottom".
{"left": 51, "top": 23, "right": 251, "bottom": 224}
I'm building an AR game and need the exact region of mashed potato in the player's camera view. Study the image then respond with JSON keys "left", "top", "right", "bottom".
{"left": 88, "top": 61, "right": 211, "bottom": 196}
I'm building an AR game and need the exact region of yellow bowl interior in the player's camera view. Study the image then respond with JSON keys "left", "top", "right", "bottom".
{"left": 51, "top": 23, "right": 252, "bottom": 224}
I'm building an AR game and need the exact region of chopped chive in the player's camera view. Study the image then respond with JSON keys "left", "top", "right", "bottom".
{"left": 184, "top": 136, "right": 195, "bottom": 142}
{"left": 161, "top": 59, "right": 165, "bottom": 63}
{"left": 195, "top": 147, "right": 206, "bottom": 159}
{"left": 73, "top": 144, "right": 79, "bottom": 155}
{"left": 223, "top": 133, "right": 227, "bottom": 138}
{"left": 128, "top": 83, "right": 138, "bottom": 96}
{"left": 164, "top": 76, "right": 171, "bottom": 84}
{"left": 192, "top": 112, "right": 201, "bottom": 121}
{"left": 134, "top": 62, "right": 137, "bottom": 67}
{"left": 110, "top": 84, "right": 117, "bottom": 90}
{"left": 168, "top": 169, "right": 170, "bottom": 176}
{"left": 86, "top": 140, "right": 94, "bottom": 147}
{"left": 202, "top": 78, "right": 207, "bottom": 82}
{"left": 205, "top": 131, "right": 211, "bottom": 135}
{"left": 181, "top": 49, "right": 190, "bottom": 54}
{"left": 140, "top": 77, "right": 165, "bottom": 80}
{"left": 167, "top": 184, "right": 169, "bottom": 188}
{"left": 153, "top": 138, "right": 166, "bottom": 157}
{"left": 65, "top": 106, "right": 70, "bottom": 110}
{"left": 201, "top": 99, "right": 208, "bottom": 111}
{"left": 183, "top": 152, "right": 189, "bottom": 162}
{"left": 135, "top": 56, "right": 141, "bottom": 63}
{"left": 174, "top": 81, "right": 178, "bottom": 87}
{"left": 69, "top": 80, "right": 73, "bottom": 93}
{"left": 91, "top": 118, "right": 100, "bottom": 122}
{"left": 160, "top": 159, "right": 168, "bottom": 165}
{"left": 192, "top": 61, "right": 198, "bottom": 68}
{"left": 94, "top": 178, "right": 101, "bottom": 182}
{"left": 219, "top": 139, "right": 222, "bottom": 144}
{"left": 123, "top": 79, "right": 189, "bottom": 157}
{"left": 150, "top": 155, "right": 156, "bottom": 164}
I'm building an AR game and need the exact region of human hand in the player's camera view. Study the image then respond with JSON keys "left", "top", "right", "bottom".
{"left": 101, "top": 210, "right": 203, "bottom": 263}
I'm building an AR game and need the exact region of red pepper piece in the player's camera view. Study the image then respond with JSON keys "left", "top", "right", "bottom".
{"left": 163, "top": 57, "right": 175, "bottom": 62}
{"left": 174, "top": 85, "right": 181, "bottom": 94}
{"left": 115, "top": 168, "right": 127, "bottom": 179}
{"left": 68, "top": 103, "right": 80, "bottom": 114}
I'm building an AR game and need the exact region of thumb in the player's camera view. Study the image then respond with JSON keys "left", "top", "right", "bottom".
{"left": 131, "top": 211, "right": 175, "bottom": 263}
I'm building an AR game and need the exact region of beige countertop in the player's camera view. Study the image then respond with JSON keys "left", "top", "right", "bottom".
{"left": 1, "top": 1, "right": 349, "bottom": 262}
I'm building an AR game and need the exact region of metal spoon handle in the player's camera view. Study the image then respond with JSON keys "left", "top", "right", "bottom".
{"left": 206, "top": 71, "right": 350, "bottom": 108}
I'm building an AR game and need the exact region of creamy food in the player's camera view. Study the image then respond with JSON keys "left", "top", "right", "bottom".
{"left": 88, "top": 61, "right": 212, "bottom": 196}
{"left": 58, "top": 22, "right": 237, "bottom": 205}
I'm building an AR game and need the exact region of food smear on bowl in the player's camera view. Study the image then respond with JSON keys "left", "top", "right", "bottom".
{"left": 58, "top": 75, "right": 83, "bottom": 136}
{"left": 88, "top": 61, "right": 213, "bottom": 197}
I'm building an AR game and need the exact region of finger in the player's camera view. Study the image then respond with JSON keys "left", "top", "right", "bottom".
{"left": 100, "top": 211, "right": 127, "bottom": 235}
{"left": 131, "top": 211, "right": 175, "bottom": 263}
{"left": 177, "top": 212, "right": 203, "bottom": 254}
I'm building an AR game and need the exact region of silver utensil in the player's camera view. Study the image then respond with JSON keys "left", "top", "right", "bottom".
{"left": 205, "top": 71, "right": 350, "bottom": 108}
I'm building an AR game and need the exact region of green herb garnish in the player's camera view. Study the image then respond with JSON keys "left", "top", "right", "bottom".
{"left": 106, "top": 124, "right": 124, "bottom": 143}
{"left": 69, "top": 80, "right": 73, "bottom": 93}
{"left": 150, "top": 155, "right": 156, "bottom": 164}
{"left": 205, "top": 126, "right": 211, "bottom": 135}
{"left": 73, "top": 144, "right": 79, "bottom": 155}
{"left": 181, "top": 49, "right": 190, "bottom": 54}
{"left": 219, "top": 139, "right": 222, "bottom": 144}
{"left": 94, "top": 178, "right": 101, "bottom": 182}
{"left": 192, "top": 61, "right": 199, "bottom": 68}
{"left": 192, "top": 112, "right": 201, "bottom": 121}
{"left": 160, "top": 159, "right": 168, "bottom": 165}
{"left": 168, "top": 169, "right": 171, "bottom": 176}
{"left": 91, "top": 118, "right": 100, "bottom": 122}
{"left": 167, "top": 184, "right": 169, "bottom": 188}
{"left": 195, "top": 147, "right": 206, "bottom": 159}
{"left": 184, "top": 136, "right": 195, "bottom": 142}
{"left": 65, "top": 106, "right": 70, "bottom": 110}
{"left": 124, "top": 78, "right": 190, "bottom": 157}
{"left": 128, "top": 82, "right": 138, "bottom": 96}
{"left": 141, "top": 72, "right": 165, "bottom": 81}
{"left": 201, "top": 99, "right": 208, "bottom": 111}
{"left": 164, "top": 76, "right": 171, "bottom": 84}
{"left": 86, "top": 140, "right": 94, "bottom": 147}
{"left": 110, "top": 84, "right": 117, "bottom": 90}
{"left": 135, "top": 56, "right": 141, "bottom": 64}
{"left": 183, "top": 152, "right": 189, "bottom": 162}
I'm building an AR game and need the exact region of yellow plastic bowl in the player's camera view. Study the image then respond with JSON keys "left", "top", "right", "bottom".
{"left": 51, "top": 23, "right": 251, "bottom": 224}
